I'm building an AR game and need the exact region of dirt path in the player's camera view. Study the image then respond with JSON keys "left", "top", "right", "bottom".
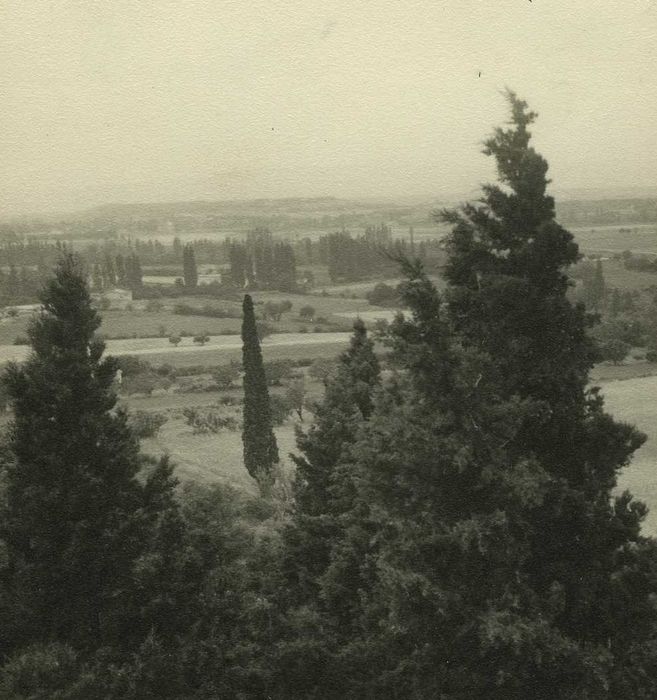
{"left": 0, "top": 332, "right": 352, "bottom": 365}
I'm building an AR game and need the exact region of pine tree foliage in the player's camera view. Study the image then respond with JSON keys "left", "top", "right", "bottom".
{"left": 241, "top": 293, "right": 278, "bottom": 483}
{"left": 0, "top": 254, "right": 178, "bottom": 654}
{"left": 430, "top": 90, "right": 655, "bottom": 697}
{"left": 293, "top": 318, "right": 380, "bottom": 518}
{"left": 284, "top": 320, "right": 380, "bottom": 602}
{"left": 275, "top": 93, "right": 657, "bottom": 698}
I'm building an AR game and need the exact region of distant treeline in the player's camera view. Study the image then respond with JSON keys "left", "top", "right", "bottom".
{"left": 0, "top": 224, "right": 449, "bottom": 305}
{"left": 556, "top": 198, "right": 656, "bottom": 226}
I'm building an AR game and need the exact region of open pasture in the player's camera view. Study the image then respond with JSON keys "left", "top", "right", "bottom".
{"left": 573, "top": 225, "right": 657, "bottom": 255}
{"left": 597, "top": 259, "right": 657, "bottom": 292}
{"left": 603, "top": 375, "right": 657, "bottom": 537}
{"left": 123, "top": 358, "right": 657, "bottom": 540}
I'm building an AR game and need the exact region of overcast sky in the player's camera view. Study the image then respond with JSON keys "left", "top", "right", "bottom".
{"left": 1, "top": 0, "right": 656, "bottom": 215}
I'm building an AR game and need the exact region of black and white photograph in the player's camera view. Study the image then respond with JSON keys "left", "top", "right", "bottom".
{"left": 0, "top": 1, "right": 656, "bottom": 697}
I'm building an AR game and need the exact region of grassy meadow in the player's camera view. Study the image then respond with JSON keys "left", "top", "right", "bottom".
{"left": 572, "top": 225, "right": 657, "bottom": 255}
{"left": 604, "top": 375, "right": 657, "bottom": 536}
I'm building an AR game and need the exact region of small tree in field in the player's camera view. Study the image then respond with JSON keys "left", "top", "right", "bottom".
{"left": 182, "top": 245, "right": 198, "bottom": 289}
{"left": 285, "top": 377, "right": 306, "bottom": 420}
{"left": 600, "top": 337, "right": 630, "bottom": 364}
{"left": 169, "top": 334, "right": 181, "bottom": 347}
{"left": 299, "top": 305, "right": 315, "bottom": 321}
{"left": 214, "top": 362, "right": 240, "bottom": 390}
{"left": 193, "top": 332, "right": 210, "bottom": 346}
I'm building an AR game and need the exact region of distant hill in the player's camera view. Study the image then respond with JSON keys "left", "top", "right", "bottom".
{"left": 0, "top": 192, "right": 654, "bottom": 239}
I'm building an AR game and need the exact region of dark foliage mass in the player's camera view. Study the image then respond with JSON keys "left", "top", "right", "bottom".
{"left": 241, "top": 293, "right": 279, "bottom": 483}
{"left": 1, "top": 95, "right": 657, "bottom": 699}
{"left": 229, "top": 229, "right": 297, "bottom": 291}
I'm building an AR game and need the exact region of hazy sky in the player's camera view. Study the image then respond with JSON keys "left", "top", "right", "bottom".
{"left": 1, "top": 0, "right": 656, "bottom": 215}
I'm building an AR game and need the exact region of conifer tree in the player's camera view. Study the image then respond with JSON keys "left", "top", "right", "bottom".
{"left": 321, "top": 263, "right": 571, "bottom": 698}
{"left": 0, "top": 254, "right": 178, "bottom": 653}
{"left": 91, "top": 262, "right": 103, "bottom": 291}
{"left": 182, "top": 244, "right": 198, "bottom": 289}
{"left": 241, "top": 294, "right": 278, "bottom": 483}
{"left": 436, "top": 91, "right": 655, "bottom": 697}
{"left": 285, "top": 319, "right": 380, "bottom": 600}
{"left": 283, "top": 95, "right": 657, "bottom": 699}
{"left": 101, "top": 253, "right": 116, "bottom": 288}
{"left": 126, "top": 254, "right": 143, "bottom": 293}
{"left": 114, "top": 254, "right": 127, "bottom": 287}
{"left": 586, "top": 257, "right": 607, "bottom": 310}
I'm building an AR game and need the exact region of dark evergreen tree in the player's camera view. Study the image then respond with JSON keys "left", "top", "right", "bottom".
{"left": 588, "top": 257, "right": 607, "bottom": 310}
{"left": 114, "top": 254, "right": 127, "bottom": 287}
{"left": 229, "top": 242, "right": 248, "bottom": 288}
{"left": 608, "top": 287, "right": 622, "bottom": 317}
{"left": 7, "top": 265, "right": 20, "bottom": 301}
{"left": 436, "top": 91, "right": 655, "bottom": 697}
{"left": 101, "top": 253, "right": 116, "bottom": 288}
{"left": 125, "top": 254, "right": 143, "bottom": 294}
{"left": 314, "top": 263, "right": 582, "bottom": 698}
{"left": 182, "top": 244, "right": 198, "bottom": 288}
{"left": 92, "top": 262, "right": 103, "bottom": 291}
{"left": 241, "top": 294, "right": 278, "bottom": 483}
{"left": 285, "top": 319, "right": 380, "bottom": 601}
{"left": 0, "top": 254, "right": 179, "bottom": 655}
{"left": 172, "top": 236, "right": 183, "bottom": 264}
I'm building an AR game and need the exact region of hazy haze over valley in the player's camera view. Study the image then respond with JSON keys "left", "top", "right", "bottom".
{"left": 1, "top": 0, "right": 656, "bottom": 215}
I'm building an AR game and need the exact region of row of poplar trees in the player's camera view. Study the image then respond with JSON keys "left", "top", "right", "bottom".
{"left": 0, "top": 92, "right": 656, "bottom": 698}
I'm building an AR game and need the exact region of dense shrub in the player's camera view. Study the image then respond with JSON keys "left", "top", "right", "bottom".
{"left": 145, "top": 299, "right": 164, "bottom": 312}
{"left": 366, "top": 281, "right": 401, "bottom": 306}
{"left": 214, "top": 363, "right": 241, "bottom": 390}
{"left": 116, "top": 355, "right": 151, "bottom": 376}
{"left": 599, "top": 338, "right": 630, "bottom": 364}
{"left": 182, "top": 407, "right": 239, "bottom": 434}
{"left": 308, "top": 357, "right": 338, "bottom": 383}
{"left": 120, "top": 373, "right": 160, "bottom": 396}
{"left": 173, "top": 303, "right": 240, "bottom": 319}
{"left": 269, "top": 394, "right": 293, "bottom": 425}
{"left": 264, "top": 359, "right": 295, "bottom": 386}
{"left": 129, "top": 410, "right": 168, "bottom": 438}
{"left": 262, "top": 300, "right": 293, "bottom": 320}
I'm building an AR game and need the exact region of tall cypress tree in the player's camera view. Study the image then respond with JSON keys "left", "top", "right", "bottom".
{"left": 125, "top": 254, "right": 143, "bottom": 295}
{"left": 0, "top": 254, "right": 178, "bottom": 653}
{"left": 241, "top": 294, "right": 278, "bottom": 483}
{"left": 182, "top": 244, "right": 198, "bottom": 289}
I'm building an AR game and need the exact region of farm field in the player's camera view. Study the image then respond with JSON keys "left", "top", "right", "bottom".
{"left": 0, "top": 290, "right": 373, "bottom": 346}
{"left": 596, "top": 259, "right": 657, "bottom": 292}
{"left": 135, "top": 406, "right": 299, "bottom": 492}
{"left": 603, "top": 375, "right": 657, "bottom": 536}
{"left": 572, "top": 225, "right": 657, "bottom": 255}
{"left": 121, "top": 367, "right": 657, "bottom": 539}
{"left": 0, "top": 331, "right": 352, "bottom": 366}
